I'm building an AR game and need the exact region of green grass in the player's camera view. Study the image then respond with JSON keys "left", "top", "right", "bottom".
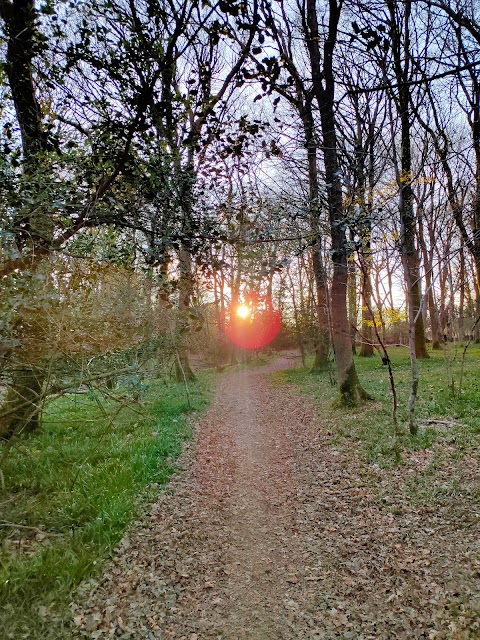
{"left": 274, "top": 345, "right": 480, "bottom": 468}
{"left": 0, "top": 372, "right": 214, "bottom": 639}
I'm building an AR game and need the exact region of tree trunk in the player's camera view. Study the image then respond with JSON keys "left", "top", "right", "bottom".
{"left": 359, "top": 121, "right": 375, "bottom": 357}
{"left": 474, "top": 268, "right": 480, "bottom": 342}
{"left": 0, "top": 0, "right": 52, "bottom": 437}
{"left": 425, "top": 260, "right": 442, "bottom": 349}
{"left": 311, "top": 244, "right": 330, "bottom": 371}
{"left": 388, "top": 0, "right": 429, "bottom": 360}
{"left": 438, "top": 255, "right": 448, "bottom": 339}
{"left": 299, "top": 97, "right": 330, "bottom": 372}
{"left": 0, "top": 367, "right": 43, "bottom": 440}
{"left": 175, "top": 247, "right": 196, "bottom": 382}
{"left": 306, "top": 0, "right": 370, "bottom": 404}
{"left": 418, "top": 201, "right": 442, "bottom": 349}
{"left": 400, "top": 148, "right": 429, "bottom": 359}
{"left": 374, "top": 265, "right": 387, "bottom": 342}
{"left": 288, "top": 269, "right": 306, "bottom": 366}
{"left": 459, "top": 240, "right": 466, "bottom": 339}
{"left": 348, "top": 258, "right": 358, "bottom": 354}
{"left": 446, "top": 261, "right": 455, "bottom": 340}
{"left": 229, "top": 248, "right": 243, "bottom": 366}
{"left": 360, "top": 258, "right": 375, "bottom": 356}
{"left": 403, "top": 263, "right": 420, "bottom": 435}
{"left": 0, "top": 0, "right": 46, "bottom": 160}
{"left": 471, "top": 78, "right": 480, "bottom": 341}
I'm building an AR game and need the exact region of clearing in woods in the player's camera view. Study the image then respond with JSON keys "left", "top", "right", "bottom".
{"left": 75, "top": 356, "right": 480, "bottom": 639}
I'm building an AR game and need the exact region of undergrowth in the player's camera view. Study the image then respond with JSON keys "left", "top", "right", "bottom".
{"left": 0, "top": 372, "right": 213, "bottom": 639}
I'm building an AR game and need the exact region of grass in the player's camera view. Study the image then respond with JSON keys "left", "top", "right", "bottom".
{"left": 275, "top": 346, "right": 480, "bottom": 635}
{"left": 274, "top": 344, "right": 480, "bottom": 469}
{"left": 0, "top": 372, "right": 214, "bottom": 639}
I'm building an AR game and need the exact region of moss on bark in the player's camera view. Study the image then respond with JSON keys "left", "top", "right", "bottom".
{"left": 334, "top": 363, "right": 373, "bottom": 407}
{"left": 175, "top": 351, "right": 196, "bottom": 383}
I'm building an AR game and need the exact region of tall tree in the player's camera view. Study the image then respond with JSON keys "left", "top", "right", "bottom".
{"left": 0, "top": 0, "right": 258, "bottom": 433}
{"left": 385, "top": 0, "right": 429, "bottom": 360}
{"left": 303, "top": 0, "right": 371, "bottom": 404}
{"left": 0, "top": 0, "right": 52, "bottom": 437}
{"left": 337, "top": 65, "right": 387, "bottom": 358}
{"left": 256, "top": 2, "right": 330, "bottom": 372}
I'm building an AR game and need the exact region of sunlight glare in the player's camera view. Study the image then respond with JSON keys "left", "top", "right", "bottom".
{"left": 236, "top": 304, "right": 251, "bottom": 319}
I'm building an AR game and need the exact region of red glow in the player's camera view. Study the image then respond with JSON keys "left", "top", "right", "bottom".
{"left": 223, "top": 292, "right": 281, "bottom": 350}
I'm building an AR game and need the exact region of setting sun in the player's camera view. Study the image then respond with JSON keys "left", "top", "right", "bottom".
{"left": 236, "top": 304, "right": 251, "bottom": 319}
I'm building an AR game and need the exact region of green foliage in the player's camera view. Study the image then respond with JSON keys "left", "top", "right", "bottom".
{"left": 275, "top": 346, "right": 480, "bottom": 468}
{"left": 0, "top": 372, "right": 213, "bottom": 639}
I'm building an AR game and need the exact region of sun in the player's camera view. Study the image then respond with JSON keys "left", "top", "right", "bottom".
{"left": 224, "top": 291, "right": 281, "bottom": 350}
{"left": 236, "top": 304, "right": 251, "bottom": 319}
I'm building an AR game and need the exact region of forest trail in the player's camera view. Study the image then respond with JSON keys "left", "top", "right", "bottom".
{"left": 75, "top": 357, "right": 480, "bottom": 640}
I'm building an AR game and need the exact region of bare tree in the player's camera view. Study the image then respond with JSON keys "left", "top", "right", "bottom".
{"left": 257, "top": 2, "right": 330, "bottom": 372}
{"left": 303, "top": 0, "right": 371, "bottom": 404}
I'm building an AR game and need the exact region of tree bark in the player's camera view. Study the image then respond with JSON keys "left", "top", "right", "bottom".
{"left": 307, "top": 133, "right": 330, "bottom": 372}
{"left": 472, "top": 83, "right": 480, "bottom": 342}
{"left": 388, "top": 0, "right": 429, "bottom": 359}
{"left": 288, "top": 269, "right": 306, "bottom": 366}
{"left": 0, "top": 0, "right": 52, "bottom": 437}
{"left": 175, "top": 247, "right": 196, "bottom": 382}
{"left": 348, "top": 259, "right": 358, "bottom": 354}
{"left": 360, "top": 261, "right": 375, "bottom": 356}
{"left": 459, "top": 239, "right": 466, "bottom": 339}
{"left": 282, "top": 35, "right": 330, "bottom": 372}
{"left": 0, "top": 367, "right": 43, "bottom": 440}
{"left": 305, "top": 0, "right": 370, "bottom": 404}
{"left": 359, "top": 121, "right": 376, "bottom": 357}
{"left": 417, "top": 199, "right": 442, "bottom": 349}
{"left": 0, "top": 0, "right": 46, "bottom": 160}
{"left": 473, "top": 264, "right": 480, "bottom": 342}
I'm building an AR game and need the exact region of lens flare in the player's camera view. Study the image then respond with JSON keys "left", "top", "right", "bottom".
{"left": 223, "top": 292, "right": 281, "bottom": 350}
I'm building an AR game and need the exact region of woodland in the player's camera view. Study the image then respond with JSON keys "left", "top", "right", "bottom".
{"left": 1, "top": 0, "right": 480, "bottom": 637}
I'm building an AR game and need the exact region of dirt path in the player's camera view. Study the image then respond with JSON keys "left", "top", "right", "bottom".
{"left": 194, "top": 356, "right": 309, "bottom": 639}
{"left": 74, "top": 357, "right": 480, "bottom": 640}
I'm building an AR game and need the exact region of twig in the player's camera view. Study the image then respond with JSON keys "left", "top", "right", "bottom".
{"left": 358, "top": 255, "right": 400, "bottom": 449}
{"left": 419, "top": 419, "right": 468, "bottom": 428}
{"left": 96, "top": 388, "right": 146, "bottom": 416}
{"left": 168, "top": 324, "right": 192, "bottom": 410}
{"left": 0, "top": 521, "right": 62, "bottom": 536}
{"left": 0, "top": 365, "right": 140, "bottom": 424}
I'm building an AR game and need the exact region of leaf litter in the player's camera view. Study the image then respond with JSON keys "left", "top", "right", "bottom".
{"left": 72, "top": 356, "right": 479, "bottom": 639}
